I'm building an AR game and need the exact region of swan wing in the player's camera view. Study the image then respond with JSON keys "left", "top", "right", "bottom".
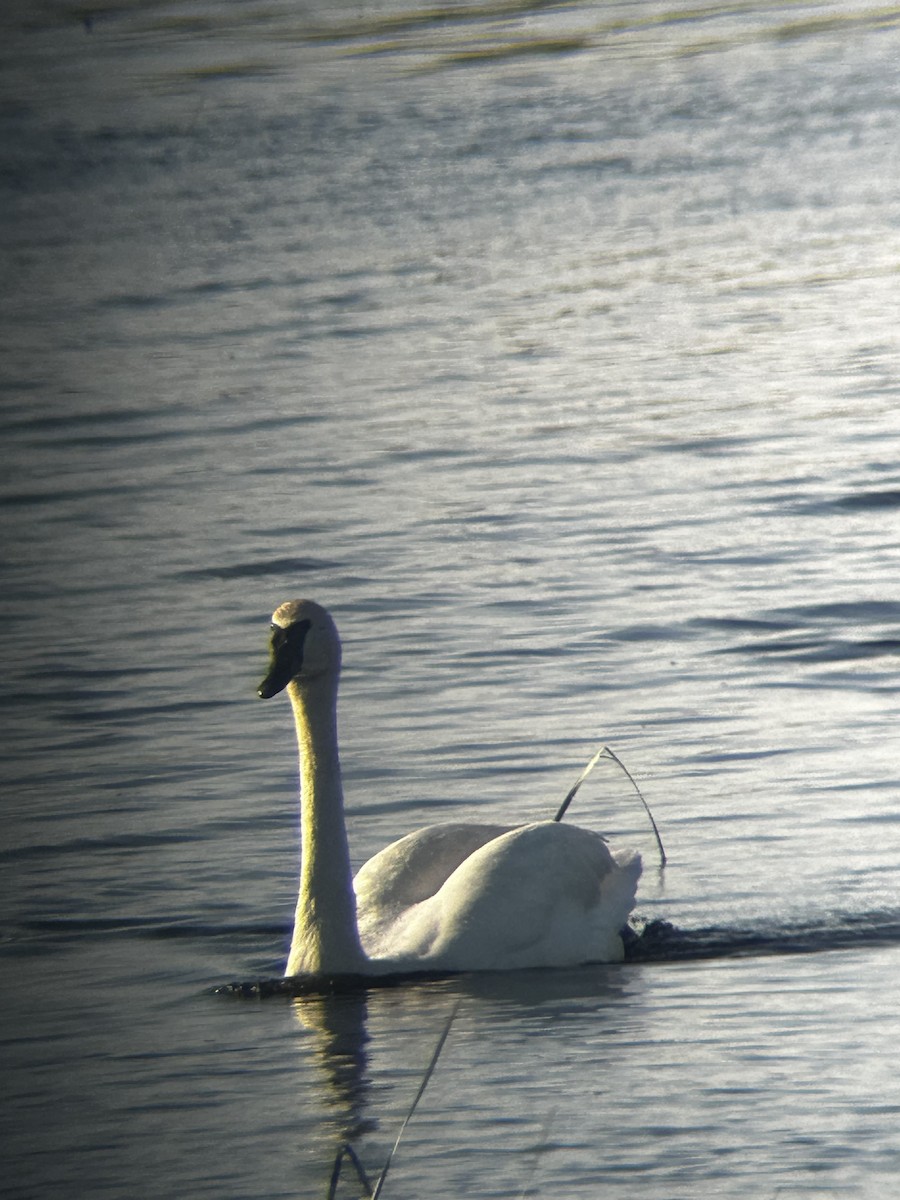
{"left": 354, "top": 822, "right": 512, "bottom": 925}
{"left": 366, "top": 821, "right": 642, "bottom": 971}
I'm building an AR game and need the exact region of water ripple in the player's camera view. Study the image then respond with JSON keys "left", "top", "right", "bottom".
{"left": 176, "top": 557, "right": 341, "bottom": 580}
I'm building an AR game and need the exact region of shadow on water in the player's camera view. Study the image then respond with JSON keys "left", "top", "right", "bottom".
{"left": 622, "top": 911, "right": 900, "bottom": 963}
{"left": 214, "top": 909, "right": 900, "bottom": 1000}
{"left": 18, "top": 907, "right": 900, "bottom": 983}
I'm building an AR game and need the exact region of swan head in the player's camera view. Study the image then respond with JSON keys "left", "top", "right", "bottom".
{"left": 257, "top": 599, "right": 341, "bottom": 698}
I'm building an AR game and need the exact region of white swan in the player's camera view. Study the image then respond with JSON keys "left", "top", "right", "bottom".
{"left": 258, "top": 599, "right": 642, "bottom": 977}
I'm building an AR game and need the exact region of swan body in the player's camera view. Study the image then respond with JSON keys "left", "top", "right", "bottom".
{"left": 258, "top": 600, "right": 642, "bottom": 978}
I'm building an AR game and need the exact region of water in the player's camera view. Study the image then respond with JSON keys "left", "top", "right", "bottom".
{"left": 2, "top": 0, "right": 900, "bottom": 1195}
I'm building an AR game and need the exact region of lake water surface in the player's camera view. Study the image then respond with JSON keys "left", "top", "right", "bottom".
{"left": 2, "top": 1, "right": 900, "bottom": 1196}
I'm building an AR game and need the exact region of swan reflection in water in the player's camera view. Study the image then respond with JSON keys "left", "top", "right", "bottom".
{"left": 258, "top": 600, "right": 642, "bottom": 981}
{"left": 290, "top": 985, "right": 460, "bottom": 1196}
{"left": 287, "top": 967, "right": 643, "bottom": 1196}
{"left": 291, "top": 992, "right": 374, "bottom": 1143}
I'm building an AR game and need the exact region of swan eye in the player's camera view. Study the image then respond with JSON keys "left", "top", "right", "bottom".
{"left": 278, "top": 619, "right": 311, "bottom": 650}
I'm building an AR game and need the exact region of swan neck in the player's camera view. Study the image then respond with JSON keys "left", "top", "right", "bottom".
{"left": 286, "top": 674, "right": 365, "bottom": 976}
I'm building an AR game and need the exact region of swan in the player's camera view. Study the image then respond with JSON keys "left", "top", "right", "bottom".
{"left": 258, "top": 599, "right": 642, "bottom": 977}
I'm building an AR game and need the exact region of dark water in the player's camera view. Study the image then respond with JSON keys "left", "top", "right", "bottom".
{"left": 2, "top": 1, "right": 900, "bottom": 1196}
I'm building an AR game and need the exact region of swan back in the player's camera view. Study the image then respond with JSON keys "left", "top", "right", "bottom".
{"left": 361, "top": 821, "right": 641, "bottom": 971}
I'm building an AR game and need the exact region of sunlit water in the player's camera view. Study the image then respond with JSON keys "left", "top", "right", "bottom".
{"left": 2, "top": 1, "right": 900, "bottom": 1196}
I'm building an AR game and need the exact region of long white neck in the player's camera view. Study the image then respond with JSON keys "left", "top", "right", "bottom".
{"left": 284, "top": 673, "right": 366, "bottom": 977}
